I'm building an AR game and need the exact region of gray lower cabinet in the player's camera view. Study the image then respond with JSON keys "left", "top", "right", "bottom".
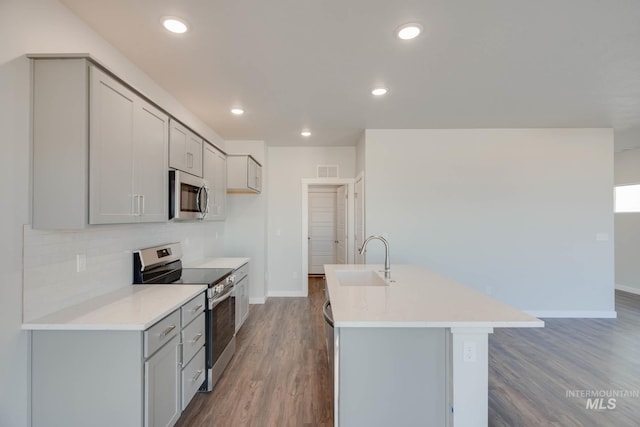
{"left": 145, "top": 335, "right": 181, "bottom": 427}
{"left": 234, "top": 262, "right": 250, "bottom": 332}
{"left": 31, "top": 293, "right": 205, "bottom": 427}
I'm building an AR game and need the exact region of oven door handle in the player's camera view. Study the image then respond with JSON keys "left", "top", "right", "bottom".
{"left": 210, "top": 287, "right": 234, "bottom": 307}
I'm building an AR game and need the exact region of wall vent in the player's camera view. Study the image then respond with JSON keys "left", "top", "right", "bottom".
{"left": 317, "top": 165, "right": 339, "bottom": 178}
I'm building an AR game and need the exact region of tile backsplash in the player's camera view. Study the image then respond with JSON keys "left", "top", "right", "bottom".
{"left": 23, "top": 221, "right": 225, "bottom": 321}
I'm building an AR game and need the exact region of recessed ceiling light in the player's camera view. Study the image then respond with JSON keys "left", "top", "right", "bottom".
{"left": 396, "top": 23, "right": 422, "bottom": 40}
{"left": 371, "top": 87, "right": 388, "bottom": 96}
{"left": 301, "top": 130, "right": 312, "bottom": 137}
{"left": 162, "top": 17, "right": 189, "bottom": 34}
{"left": 231, "top": 108, "right": 244, "bottom": 115}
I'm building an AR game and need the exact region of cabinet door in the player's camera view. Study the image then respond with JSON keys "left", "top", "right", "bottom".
{"left": 247, "top": 158, "right": 257, "bottom": 191}
{"left": 203, "top": 144, "right": 227, "bottom": 220}
{"left": 255, "top": 164, "right": 262, "bottom": 193}
{"left": 241, "top": 277, "right": 250, "bottom": 325}
{"left": 145, "top": 335, "right": 180, "bottom": 427}
{"left": 235, "top": 279, "right": 243, "bottom": 333}
{"left": 187, "top": 134, "right": 203, "bottom": 177}
{"left": 202, "top": 143, "right": 216, "bottom": 220}
{"left": 169, "top": 120, "right": 203, "bottom": 177}
{"left": 89, "top": 66, "right": 136, "bottom": 224}
{"left": 169, "top": 120, "right": 189, "bottom": 173}
{"left": 235, "top": 276, "right": 249, "bottom": 332}
{"left": 134, "top": 102, "right": 168, "bottom": 222}
{"left": 213, "top": 150, "right": 227, "bottom": 218}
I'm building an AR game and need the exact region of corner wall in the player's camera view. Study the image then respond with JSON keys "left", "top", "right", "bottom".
{"left": 267, "top": 146, "right": 356, "bottom": 295}
{"left": 614, "top": 147, "right": 640, "bottom": 295}
{"left": 363, "top": 129, "right": 615, "bottom": 317}
{"left": 224, "top": 140, "right": 268, "bottom": 303}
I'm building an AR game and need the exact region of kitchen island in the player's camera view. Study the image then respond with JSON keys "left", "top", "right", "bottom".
{"left": 323, "top": 264, "right": 543, "bottom": 427}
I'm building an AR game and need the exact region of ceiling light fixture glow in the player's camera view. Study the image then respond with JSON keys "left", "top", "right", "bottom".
{"left": 301, "top": 130, "right": 312, "bottom": 137}
{"left": 231, "top": 108, "right": 245, "bottom": 115}
{"left": 162, "top": 17, "right": 189, "bottom": 34}
{"left": 396, "top": 23, "right": 422, "bottom": 40}
{"left": 371, "top": 87, "right": 388, "bottom": 96}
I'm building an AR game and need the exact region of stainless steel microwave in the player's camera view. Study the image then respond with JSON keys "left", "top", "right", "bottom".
{"left": 169, "top": 170, "right": 209, "bottom": 220}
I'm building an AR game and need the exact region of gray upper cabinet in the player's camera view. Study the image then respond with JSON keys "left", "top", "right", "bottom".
{"left": 32, "top": 57, "right": 168, "bottom": 229}
{"left": 89, "top": 66, "right": 168, "bottom": 224}
{"left": 227, "top": 154, "right": 262, "bottom": 193}
{"left": 203, "top": 143, "right": 227, "bottom": 221}
{"left": 169, "top": 119, "right": 203, "bottom": 178}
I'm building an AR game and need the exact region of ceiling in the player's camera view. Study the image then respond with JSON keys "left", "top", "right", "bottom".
{"left": 60, "top": 0, "right": 640, "bottom": 149}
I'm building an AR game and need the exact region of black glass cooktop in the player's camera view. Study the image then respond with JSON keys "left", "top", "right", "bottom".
{"left": 172, "top": 268, "right": 233, "bottom": 286}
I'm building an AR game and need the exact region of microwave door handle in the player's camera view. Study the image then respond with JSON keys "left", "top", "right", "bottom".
{"left": 195, "top": 186, "right": 203, "bottom": 215}
{"left": 200, "top": 186, "right": 210, "bottom": 219}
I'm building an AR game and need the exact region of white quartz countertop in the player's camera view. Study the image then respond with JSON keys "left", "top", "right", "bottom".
{"left": 324, "top": 264, "right": 544, "bottom": 328}
{"left": 185, "top": 257, "right": 250, "bottom": 270}
{"left": 22, "top": 285, "right": 207, "bottom": 331}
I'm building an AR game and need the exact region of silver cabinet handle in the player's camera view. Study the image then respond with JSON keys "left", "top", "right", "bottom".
{"left": 141, "top": 195, "right": 145, "bottom": 215}
{"left": 191, "top": 369, "right": 203, "bottom": 383}
{"left": 192, "top": 333, "right": 203, "bottom": 344}
{"left": 160, "top": 324, "right": 176, "bottom": 338}
{"left": 322, "top": 299, "right": 334, "bottom": 327}
{"left": 191, "top": 304, "right": 204, "bottom": 313}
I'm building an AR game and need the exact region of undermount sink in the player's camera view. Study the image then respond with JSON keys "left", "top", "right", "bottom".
{"left": 335, "top": 270, "right": 389, "bottom": 287}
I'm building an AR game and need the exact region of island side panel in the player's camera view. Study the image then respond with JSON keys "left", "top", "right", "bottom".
{"left": 338, "top": 327, "right": 447, "bottom": 427}
{"left": 31, "top": 330, "right": 143, "bottom": 427}
{"left": 449, "top": 328, "right": 493, "bottom": 427}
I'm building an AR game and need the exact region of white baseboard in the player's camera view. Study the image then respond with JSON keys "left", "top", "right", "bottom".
{"left": 525, "top": 310, "right": 617, "bottom": 319}
{"left": 615, "top": 284, "right": 640, "bottom": 296}
{"left": 268, "top": 290, "right": 308, "bottom": 298}
{"left": 249, "top": 297, "right": 266, "bottom": 304}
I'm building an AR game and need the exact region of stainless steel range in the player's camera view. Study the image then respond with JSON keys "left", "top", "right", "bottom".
{"left": 133, "top": 242, "right": 236, "bottom": 392}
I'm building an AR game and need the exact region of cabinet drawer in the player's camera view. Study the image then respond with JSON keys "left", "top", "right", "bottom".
{"left": 234, "top": 263, "right": 249, "bottom": 281}
{"left": 144, "top": 310, "right": 180, "bottom": 358}
{"left": 181, "top": 346, "right": 206, "bottom": 410}
{"left": 181, "top": 292, "right": 206, "bottom": 327}
{"left": 182, "top": 312, "right": 205, "bottom": 365}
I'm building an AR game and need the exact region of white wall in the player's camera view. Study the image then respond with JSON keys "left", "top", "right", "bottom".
{"left": 614, "top": 147, "right": 640, "bottom": 294}
{"left": 356, "top": 131, "right": 366, "bottom": 176}
{"left": 363, "top": 129, "right": 615, "bottom": 317}
{"left": 0, "top": 1, "right": 226, "bottom": 424}
{"left": 268, "top": 146, "right": 356, "bottom": 295}
{"left": 224, "top": 140, "right": 268, "bottom": 303}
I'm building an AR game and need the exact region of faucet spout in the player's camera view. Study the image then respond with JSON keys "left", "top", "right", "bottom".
{"left": 358, "top": 235, "right": 391, "bottom": 279}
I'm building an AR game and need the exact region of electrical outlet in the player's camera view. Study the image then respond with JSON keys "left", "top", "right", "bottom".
{"left": 463, "top": 341, "right": 476, "bottom": 362}
{"left": 76, "top": 254, "right": 86, "bottom": 273}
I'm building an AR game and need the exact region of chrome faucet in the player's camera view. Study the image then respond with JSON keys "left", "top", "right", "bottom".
{"left": 358, "top": 235, "right": 391, "bottom": 279}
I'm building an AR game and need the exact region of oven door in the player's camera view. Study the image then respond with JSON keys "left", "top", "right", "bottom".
{"left": 169, "top": 170, "right": 209, "bottom": 220}
{"left": 207, "top": 287, "right": 236, "bottom": 369}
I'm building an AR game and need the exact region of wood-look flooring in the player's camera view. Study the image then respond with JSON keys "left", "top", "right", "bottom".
{"left": 177, "top": 280, "right": 640, "bottom": 427}
{"left": 489, "top": 291, "right": 640, "bottom": 427}
{"left": 175, "top": 277, "right": 332, "bottom": 427}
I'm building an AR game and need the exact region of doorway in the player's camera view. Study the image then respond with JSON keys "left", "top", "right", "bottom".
{"left": 308, "top": 185, "right": 348, "bottom": 275}
{"left": 302, "top": 179, "right": 355, "bottom": 296}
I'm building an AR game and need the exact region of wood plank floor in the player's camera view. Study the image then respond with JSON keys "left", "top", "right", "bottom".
{"left": 489, "top": 291, "right": 640, "bottom": 427}
{"left": 175, "top": 277, "right": 332, "bottom": 427}
{"left": 177, "top": 280, "right": 640, "bottom": 427}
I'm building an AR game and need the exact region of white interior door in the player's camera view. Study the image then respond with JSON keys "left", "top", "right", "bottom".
{"left": 355, "top": 176, "right": 365, "bottom": 264}
{"left": 308, "top": 187, "right": 337, "bottom": 275}
{"left": 336, "top": 185, "right": 347, "bottom": 264}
